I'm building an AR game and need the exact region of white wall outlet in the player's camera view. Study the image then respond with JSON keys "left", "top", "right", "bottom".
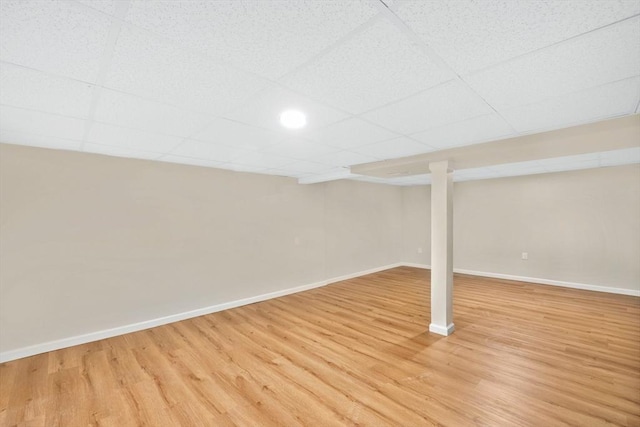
{"left": 417, "top": 247, "right": 423, "bottom": 254}
{"left": 521, "top": 252, "right": 528, "bottom": 260}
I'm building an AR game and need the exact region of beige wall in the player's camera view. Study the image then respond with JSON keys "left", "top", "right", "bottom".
{"left": 2, "top": 142, "right": 638, "bottom": 356}
{"left": 403, "top": 164, "right": 640, "bottom": 291}
{"left": 0, "top": 143, "right": 403, "bottom": 353}
{"left": 402, "top": 185, "right": 431, "bottom": 265}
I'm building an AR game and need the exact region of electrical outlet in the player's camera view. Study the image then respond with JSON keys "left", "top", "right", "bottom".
{"left": 521, "top": 252, "right": 528, "bottom": 260}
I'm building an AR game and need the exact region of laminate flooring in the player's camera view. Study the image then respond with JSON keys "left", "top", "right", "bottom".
{"left": 1, "top": 267, "right": 639, "bottom": 426}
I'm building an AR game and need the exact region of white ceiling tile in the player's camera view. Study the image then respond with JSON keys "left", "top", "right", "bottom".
{"left": 83, "top": 143, "right": 162, "bottom": 160}
{"left": 86, "top": 122, "right": 182, "bottom": 153}
{"left": 465, "top": 17, "right": 640, "bottom": 109}
{"left": 276, "top": 160, "right": 335, "bottom": 174}
{"left": 313, "top": 150, "right": 380, "bottom": 168}
{"left": 599, "top": 147, "right": 640, "bottom": 166}
{"left": 297, "top": 168, "right": 353, "bottom": 184}
{"left": 223, "top": 86, "right": 348, "bottom": 134}
{"left": 125, "top": 0, "right": 378, "bottom": 79}
{"left": 0, "top": 105, "right": 85, "bottom": 140}
{"left": 305, "top": 118, "right": 399, "bottom": 150}
{"left": 104, "top": 25, "right": 270, "bottom": 115}
{"left": 169, "top": 140, "right": 250, "bottom": 163}
{"left": 75, "top": 0, "right": 120, "bottom": 16}
{"left": 230, "top": 151, "right": 294, "bottom": 169}
{"left": 396, "top": 0, "right": 640, "bottom": 74}
{"left": 94, "top": 89, "right": 212, "bottom": 138}
{"left": 411, "top": 113, "right": 515, "bottom": 150}
{"left": 218, "top": 164, "right": 271, "bottom": 174}
{"left": 191, "top": 118, "right": 287, "bottom": 151}
{"left": 501, "top": 77, "right": 640, "bottom": 133}
{"left": 354, "top": 137, "right": 432, "bottom": 159}
{"left": 362, "top": 80, "right": 492, "bottom": 134}
{"left": 282, "top": 19, "right": 452, "bottom": 114}
{"left": 0, "top": 0, "right": 113, "bottom": 82}
{"left": 0, "top": 63, "right": 94, "bottom": 118}
{"left": 0, "top": 128, "right": 82, "bottom": 151}
{"left": 262, "top": 168, "right": 312, "bottom": 179}
{"left": 261, "top": 138, "right": 340, "bottom": 162}
{"left": 158, "top": 155, "right": 226, "bottom": 169}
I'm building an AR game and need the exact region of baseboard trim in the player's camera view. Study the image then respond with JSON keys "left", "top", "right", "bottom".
{"left": 400, "top": 264, "right": 639, "bottom": 296}
{"left": 400, "top": 262, "right": 431, "bottom": 269}
{"left": 452, "top": 268, "right": 640, "bottom": 297}
{"left": 429, "top": 323, "right": 455, "bottom": 336}
{"left": 3, "top": 262, "right": 637, "bottom": 363}
{"left": 401, "top": 262, "right": 640, "bottom": 297}
{"left": 0, "top": 263, "right": 403, "bottom": 363}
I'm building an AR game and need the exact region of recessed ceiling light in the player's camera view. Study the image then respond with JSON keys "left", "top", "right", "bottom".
{"left": 280, "top": 110, "right": 307, "bottom": 129}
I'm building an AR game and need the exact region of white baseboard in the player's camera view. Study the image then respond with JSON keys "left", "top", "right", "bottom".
{"left": 401, "top": 262, "right": 431, "bottom": 269}
{"left": 401, "top": 263, "right": 640, "bottom": 297}
{"left": 429, "top": 323, "right": 455, "bottom": 336}
{"left": 0, "top": 263, "right": 402, "bottom": 363}
{"left": 2, "top": 262, "right": 637, "bottom": 363}
{"left": 452, "top": 268, "right": 640, "bottom": 297}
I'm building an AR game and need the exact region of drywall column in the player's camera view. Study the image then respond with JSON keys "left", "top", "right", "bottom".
{"left": 429, "top": 160, "right": 454, "bottom": 336}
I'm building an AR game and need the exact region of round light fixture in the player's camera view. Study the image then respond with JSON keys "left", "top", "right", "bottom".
{"left": 280, "top": 109, "right": 307, "bottom": 129}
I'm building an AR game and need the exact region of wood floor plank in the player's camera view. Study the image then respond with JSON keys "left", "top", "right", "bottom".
{"left": 1, "top": 267, "right": 639, "bottom": 426}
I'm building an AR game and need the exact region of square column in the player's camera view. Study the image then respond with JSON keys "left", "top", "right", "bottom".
{"left": 429, "top": 161, "right": 454, "bottom": 336}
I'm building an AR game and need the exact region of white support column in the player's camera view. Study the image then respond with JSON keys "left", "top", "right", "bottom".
{"left": 429, "top": 161, "right": 454, "bottom": 336}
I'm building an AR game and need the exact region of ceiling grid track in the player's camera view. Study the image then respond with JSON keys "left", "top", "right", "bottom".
{"left": 79, "top": 0, "right": 132, "bottom": 151}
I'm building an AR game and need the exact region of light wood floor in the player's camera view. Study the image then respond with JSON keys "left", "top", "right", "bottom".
{"left": 1, "top": 267, "right": 639, "bottom": 426}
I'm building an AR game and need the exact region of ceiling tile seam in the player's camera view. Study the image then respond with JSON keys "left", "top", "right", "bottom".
{"left": 0, "top": 100, "right": 219, "bottom": 144}
{"left": 454, "top": 75, "right": 519, "bottom": 135}
{"left": 275, "top": 13, "right": 385, "bottom": 83}
{"left": 405, "top": 111, "right": 505, "bottom": 138}
{"left": 351, "top": 78, "right": 457, "bottom": 118}
{"left": 185, "top": 128, "right": 343, "bottom": 157}
{"left": 374, "top": 0, "right": 612, "bottom": 136}
{"left": 227, "top": 155, "right": 336, "bottom": 171}
{"left": 461, "top": 13, "right": 640, "bottom": 78}
{"left": 506, "top": 110, "right": 636, "bottom": 140}
{"left": 326, "top": 147, "right": 386, "bottom": 162}
{"left": 84, "top": 142, "right": 166, "bottom": 157}
{"left": 0, "top": 60, "right": 241, "bottom": 123}
{"left": 352, "top": 8, "right": 520, "bottom": 136}
{"left": 0, "top": 60, "right": 97, "bottom": 88}
{"left": 80, "top": 0, "right": 132, "bottom": 151}
{"left": 94, "top": 12, "right": 277, "bottom": 89}
{"left": 488, "top": 74, "right": 640, "bottom": 112}
{"left": 405, "top": 110, "right": 513, "bottom": 141}
{"left": 70, "top": 0, "right": 117, "bottom": 19}
{"left": 0, "top": 127, "right": 84, "bottom": 145}
{"left": 0, "top": 102, "right": 90, "bottom": 121}
{"left": 344, "top": 134, "right": 436, "bottom": 154}
{"left": 370, "top": 0, "right": 458, "bottom": 78}
{"left": 162, "top": 139, "right": 335, "bottom": 166}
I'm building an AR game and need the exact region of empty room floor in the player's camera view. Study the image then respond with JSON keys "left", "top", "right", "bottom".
{"left": 1, "top": 266, "right": 639, "bottom": 426}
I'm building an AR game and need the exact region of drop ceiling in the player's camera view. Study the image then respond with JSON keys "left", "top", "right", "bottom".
{"left": 0, "top": 0, "right": 639, "bottom": 185}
